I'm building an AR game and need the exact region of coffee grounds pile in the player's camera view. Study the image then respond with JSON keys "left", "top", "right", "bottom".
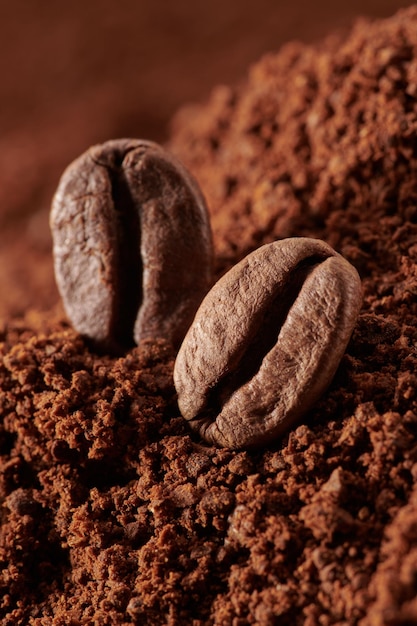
{"left": 2, "top": 5, "right": 417, "bottom": 625}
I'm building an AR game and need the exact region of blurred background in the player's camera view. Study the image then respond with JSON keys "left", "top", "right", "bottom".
{"left": 0, "top": 0, "right": 414, "bottom": 320}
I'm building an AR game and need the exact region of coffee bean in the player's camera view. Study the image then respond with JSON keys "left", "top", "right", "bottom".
{"left": 50, "top": 139, "right": 213, "bottom": 352}
{"left": 174, "top": 238, "right": 362, "bottom": 449}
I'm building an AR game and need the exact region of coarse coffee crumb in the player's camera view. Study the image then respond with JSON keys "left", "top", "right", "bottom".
{"left": 3, "top": 5, "right": 417, "bottom": 625}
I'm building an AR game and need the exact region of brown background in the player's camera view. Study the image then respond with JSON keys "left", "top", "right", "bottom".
{"left": 0, "top": 0, "right": 415, "bottom": 320}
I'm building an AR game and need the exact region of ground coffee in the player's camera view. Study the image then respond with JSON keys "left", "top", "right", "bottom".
{"left": 2, "top": 5, "right": 417, "bottom": 624}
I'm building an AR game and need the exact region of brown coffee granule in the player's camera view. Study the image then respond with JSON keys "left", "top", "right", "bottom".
{"left": 3, "top": 5, "right": 417, "bottom": 625}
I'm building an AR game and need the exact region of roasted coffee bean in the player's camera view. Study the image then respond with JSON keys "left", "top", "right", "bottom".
{"left": 174, "top": 238, "right": 362, "bottom": 449}
{"left": 50, "top": 139, "right": 213, "bottom": 352}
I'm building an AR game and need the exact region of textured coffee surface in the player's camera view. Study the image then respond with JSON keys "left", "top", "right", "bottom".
{"left": 175, "top": 238, "right": 362, "bottom": 448}
{"left": 3, "top": 6, "right": 417, "bottom": 625}
{"left": 50, "top": 138, "right": 213, "bottom": 352}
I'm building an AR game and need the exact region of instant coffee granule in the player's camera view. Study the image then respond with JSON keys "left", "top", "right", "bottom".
{"left": 2, "top": 5, "right": 417, "bottom": 625}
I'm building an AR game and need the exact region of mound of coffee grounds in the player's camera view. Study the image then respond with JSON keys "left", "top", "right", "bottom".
{"left": 2, "top": 5, "right": 417, "bottom": 624}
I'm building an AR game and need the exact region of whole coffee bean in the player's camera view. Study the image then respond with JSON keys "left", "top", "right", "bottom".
{"left": 50, "top": 139, "right": 213, "bottom": 352}
{"left": 174, "top": 238, "right": 362, "bottom": 449}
